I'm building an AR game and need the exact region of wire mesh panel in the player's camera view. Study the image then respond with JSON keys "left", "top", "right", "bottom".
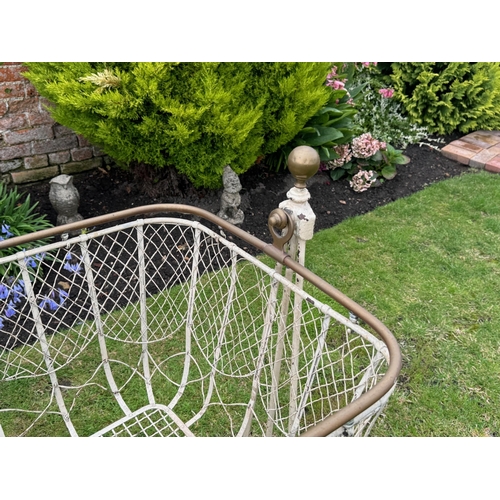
{"left": 0, "top": 212, "right": 399, "bottom": 437}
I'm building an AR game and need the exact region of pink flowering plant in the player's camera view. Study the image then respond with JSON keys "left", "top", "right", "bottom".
{"left": 350, "top": 169, "right": 377, "bottom": 192}
{"left": 350, "top": 63, "right": 429, "bottom": 149}
{"left": 323, "top": 131, "right": 410, "bottom": 188}
{"left": 379, "top": 88, "right": 394, "bottom": 98}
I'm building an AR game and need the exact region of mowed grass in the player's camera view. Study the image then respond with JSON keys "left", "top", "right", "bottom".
{"left": 2, "top": 170, "right": 499, "bottom": 437}
{"left": 303, "top": 170, "right": 500, "bottom": 436}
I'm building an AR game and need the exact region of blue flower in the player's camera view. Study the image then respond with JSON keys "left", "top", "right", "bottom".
{"left": 64, "top": 261, "right": 81, "bottom": 274}
{"left": 1, "top": 223, "right": 13, "bottom": 238}
{"left": 25, "top": 256, "right": 37, "bottom": 268}
{"left": 13, "top": 280, "right": 25, "bottom": 293}
{"left": 0, "top": 284, "right": 9, "bottom": 300}
{"left": 5, "top": 301, "right": 16, "bottom": 318}
{"left": 58, "top": 288, "right": 69, "bottom": 305}
{"left": 10, "top": 280, "right": 25, "bottom": 304}
{"left": 0, "top": 316, "right": 4, "bottom": 329}
{"left": 39, "top": 292, "right": 59, "bottom": 312}
{"left": 63, "top": 252, "right": 82, "bottom": 273}
{"left": 35, "top": 252, "right": 46, "bottom": 261}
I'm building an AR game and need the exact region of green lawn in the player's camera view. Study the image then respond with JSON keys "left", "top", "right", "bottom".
{"left": 2, "top": 169, "right": 499, "bottom": 437}
{"left": 304, "top": 169, "right": 500, "bottom": 436}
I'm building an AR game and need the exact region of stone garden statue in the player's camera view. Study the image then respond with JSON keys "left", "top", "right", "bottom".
{"left": 217, "top": 166, "right": 244, "bottom": 225}
{"left": 49, "top": 174, "right": 84, "bottom": 227}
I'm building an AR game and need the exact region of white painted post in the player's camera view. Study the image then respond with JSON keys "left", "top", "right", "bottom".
{"left": 267, "top": 146, "right": 320, "bottom": 435}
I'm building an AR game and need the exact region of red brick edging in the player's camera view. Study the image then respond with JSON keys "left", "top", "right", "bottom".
{"left": 441, "top": 131, "right": 500, "bottom": 173}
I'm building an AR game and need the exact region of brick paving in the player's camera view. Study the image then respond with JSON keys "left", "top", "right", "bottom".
{"left": 441, "top": 130, "right": 500, "bottom": 173}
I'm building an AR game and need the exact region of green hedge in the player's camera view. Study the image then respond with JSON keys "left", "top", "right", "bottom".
{"left": 388, "top": 62, "right": 500, "bottom": 135}
{"left": 24, "top": 63, "right": 332, "bottom": 188}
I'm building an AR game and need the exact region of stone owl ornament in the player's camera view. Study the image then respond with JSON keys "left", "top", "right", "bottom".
{"left": 49, "top": 174, "right": 84, "bottom": 227}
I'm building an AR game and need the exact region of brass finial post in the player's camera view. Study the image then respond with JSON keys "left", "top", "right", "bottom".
{"left": 265, "top": 146, "right": 319, "bottom": 436}
{"left": 287, "top": 145, "right": 320, "bottom": 189}
{"left": 280, "top": 145, "right": 319, "bottom": 239}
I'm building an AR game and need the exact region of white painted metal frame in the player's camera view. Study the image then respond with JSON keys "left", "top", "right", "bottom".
{"left": 0, "top": 217, "right": 394, "bottom": 437}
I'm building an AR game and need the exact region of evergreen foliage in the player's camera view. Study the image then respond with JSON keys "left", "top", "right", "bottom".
{"left": 387, "top": 62, "right": 500, "bottom": 135}
{"left": 265, "top": 62, "right": 363, "bottom": 170}
{"left": 24, "top": 63, "right": 332, "bottom": 188}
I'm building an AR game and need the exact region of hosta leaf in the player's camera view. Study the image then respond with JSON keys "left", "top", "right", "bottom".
{"left": 304, "top": 127, "right": 343, "bottom": 146}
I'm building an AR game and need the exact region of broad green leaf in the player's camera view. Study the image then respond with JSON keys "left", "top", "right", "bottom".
{"left": 348, "top": 82, "right": 368, "bottom": 99}
{"left": 327, "top": 90, "right": 347, "bottom": 103}
{"left": 315, "top": 106, "right": 344, "bottom": 116}
{"left": 305, "top": 127, "right": 343, "bottom": 146}
{"left": 327, "top": 117, "right": 353, "bottom": 128}
{"left": 395, "top": 154, "right": 411, "bottom": 165}
{"left": 347, "top": 164, "right": 359, "bottom": 175}
{"left": 330, "top": 168, "right": 345, "bottom": 181}
{"left": 382, "top": 164, "right": 397, "bottom": 179}
{"left": 300, "top": 126, "right": 319, "bottom": 135}
{"left": 320, "top": 146, "right": 332, "bottom": 161}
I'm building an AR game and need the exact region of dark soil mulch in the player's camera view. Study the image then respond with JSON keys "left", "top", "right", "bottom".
{"left": 21, "top": 133, "right": 468, "bottom": 240}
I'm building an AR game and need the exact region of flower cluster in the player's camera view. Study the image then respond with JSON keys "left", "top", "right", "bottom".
{"left": 379, "top": 88, "right": 395, "bottom": 98}
{"left": 0, "top": 276, "right": 70, "bottom": 329}
{"left": 327, "top": 144, "right": 353, "bottom": 168}
{"left": 326, "top": 66, "right": 348, "bottom": 92}
{"left": 64, "top": 252, "right": 82, "bottom": 274}
{"left": 351, "top": 133, "right": 386, "bottom": 159}
{"left": 39, "top": 289, "right": 69, "bottom": 312}
{"left": 0, "top": 223, "right": 14, "bottom": 241}
{"left": 0, "top": 278, "right": 69, "bottom": 328}
{"left": 0, "top": 279, "right": 24, "bottom": 328}
{"left": 350, "top": 170, "right": 377, "bottom": 193}
{"left": 0, "top": 243, "right": 76, "bottom": 330}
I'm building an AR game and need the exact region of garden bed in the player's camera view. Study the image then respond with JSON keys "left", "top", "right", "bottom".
{"left": 20, "top": 134, "right": 468, "bottom": 242}
{"left": 2, "top": 133, "right": 469, "bottom": 348}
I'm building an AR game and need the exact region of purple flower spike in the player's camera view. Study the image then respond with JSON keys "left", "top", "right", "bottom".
{"left": 0, "top": 316, "right": 4, "bottom": 329}
{"left": 0, "top": 284, "right": 9, "bottom": 300}
{"left": 5, "top": 301, "right": 16, "bottom": 318}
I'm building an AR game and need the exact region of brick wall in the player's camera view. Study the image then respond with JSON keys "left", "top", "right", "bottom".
{"left": 0, "top": 63, "right": 106, "bottom": 185}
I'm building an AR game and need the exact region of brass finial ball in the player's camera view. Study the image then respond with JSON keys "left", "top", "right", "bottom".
{"left": 287, "top": 146, "right": 320, "bottom": 189}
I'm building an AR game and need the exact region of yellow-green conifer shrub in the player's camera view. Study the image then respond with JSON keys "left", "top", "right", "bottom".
{"left": 388, "top": 62, "right": 500, "bottom": 135}
{"left": 24, "top": 62, "right": 332, "bottom": 188}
